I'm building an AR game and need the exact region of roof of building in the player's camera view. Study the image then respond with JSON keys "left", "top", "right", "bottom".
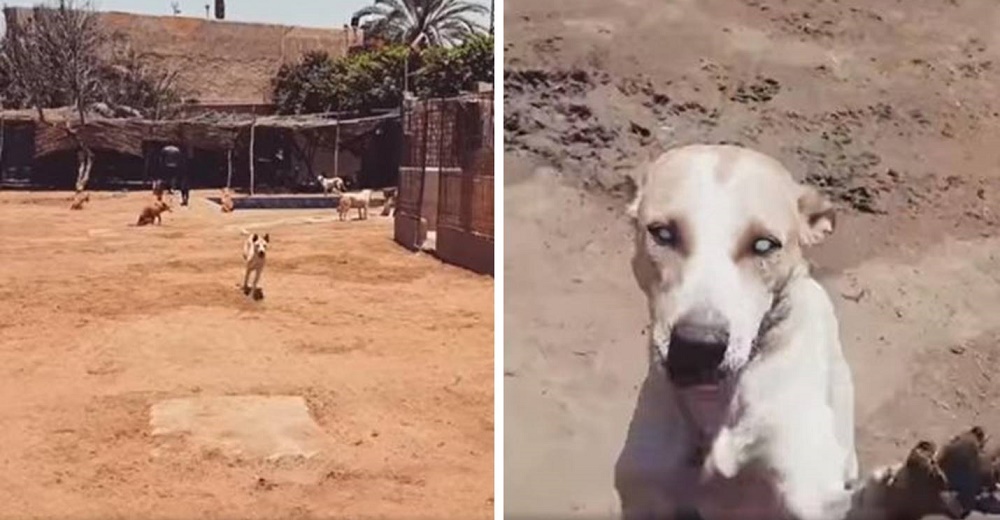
{"left": 1, "top": 108, "right": 399, "bottom": 158}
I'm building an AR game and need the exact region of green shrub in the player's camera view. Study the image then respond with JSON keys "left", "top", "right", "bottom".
{"left": 273, "top": 36, "right": 493, "bottom": 115}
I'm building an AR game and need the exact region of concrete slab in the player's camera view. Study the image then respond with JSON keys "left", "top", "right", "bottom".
{"left": 150, "top": 395, "right": 329, "bottom": 462}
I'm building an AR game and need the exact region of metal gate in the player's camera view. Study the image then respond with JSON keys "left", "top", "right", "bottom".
{"left": 395, "top": 92, "right": 494, "bottom": 275}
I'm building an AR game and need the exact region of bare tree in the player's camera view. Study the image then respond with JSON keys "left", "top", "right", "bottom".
{"left": 0, "top": 1, "right": 180, "bottom": 191}
{"left": 0, "top": 13, "right": 53, "bottom": 121}
{"left": 1, "top": 1, "right": 107, "bottom": 190}
{"left": 100, "top": 38, "right": 185, "bottom": 119}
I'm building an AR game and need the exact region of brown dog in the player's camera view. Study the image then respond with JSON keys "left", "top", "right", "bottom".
{"left": 136, "top": 200, "right": 171, "bottom": 226}
{"left": 69, "top": 191, "right": 90, "bottom": 210}
{"left": 220, "top": 188, "right": 234, "bottom": 213}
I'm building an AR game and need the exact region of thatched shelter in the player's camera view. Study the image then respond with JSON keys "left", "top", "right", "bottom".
{"left": 0, "top": 109, "right": 401, "bottom": 192}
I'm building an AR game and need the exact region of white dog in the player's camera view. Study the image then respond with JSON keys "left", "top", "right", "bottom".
{"left": 614, "top": 145, "right": 924, "bottom": 520}
{"left": 337, "top": 189, "right": 372, "bottom": 221}
{"left": 241, "top": 232, "right": 269, "bottom": 299}
{"left": 317, "top": 175, "right": 346, "bottom": 195}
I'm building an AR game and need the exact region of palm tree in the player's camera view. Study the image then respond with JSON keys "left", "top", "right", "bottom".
{"left": 353, "top": 0, "right": 488, "bottom": 47}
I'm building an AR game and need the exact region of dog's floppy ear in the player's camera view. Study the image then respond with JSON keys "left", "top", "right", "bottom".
{"left": 626, "top": 164, "right": 649, "bottom": 221}
{"left": 797, "top": 185, "right": 836, "bottom": 247}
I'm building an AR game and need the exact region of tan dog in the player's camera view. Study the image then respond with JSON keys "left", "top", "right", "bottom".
{"left": 337, "top": 189, "right": 372, "bottom": 221}
{"left": 241, "top": 232, "right": 269, "bottom": 299}
{"left": 136, "top": 200, "right": 171, "bottom": 226}
{"left": 220, "top": 188, "right": 234, "bottom": 213}
{"left": 69, "top": 191, "right": 90, "bottom": 210}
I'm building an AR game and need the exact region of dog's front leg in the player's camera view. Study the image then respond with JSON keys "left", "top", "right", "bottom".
{"left": 242, "top": 266, "right": 252, "bottom": 295}
{"left": 251, "top": 266, "right": 263, "bottom": 293}
{"left": 616, "top": 371, "right": 699, "bottom": 519}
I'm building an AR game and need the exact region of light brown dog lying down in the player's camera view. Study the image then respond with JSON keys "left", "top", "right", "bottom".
{"left": 337, "top": 189, "right": 372, "bottom": 221}
{"left": 136, "top": 200, "right": 171, "bottom": 226}
{"left": 220, "top": 188, "right": 235, "bottom": 213}
{"left": 69, "top": 191, "right": 90, "bottom": 210}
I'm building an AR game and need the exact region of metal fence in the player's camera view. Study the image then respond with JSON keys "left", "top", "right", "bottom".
{"left": 395, "top": 92, "right": 494, "bottom": 275}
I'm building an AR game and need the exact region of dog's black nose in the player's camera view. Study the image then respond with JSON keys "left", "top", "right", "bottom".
{"left": 665, "top": 311, "right": 730, "bottom": 387}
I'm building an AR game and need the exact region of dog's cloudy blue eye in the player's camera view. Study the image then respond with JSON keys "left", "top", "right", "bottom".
{"left": 753, "top": 237, "right": 781, "bottom": 255}
{"left": 648, "top": 223, "right": 678, "bottom": 247}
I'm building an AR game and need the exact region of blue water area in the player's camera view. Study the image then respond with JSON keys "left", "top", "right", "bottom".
{"left": 207, "top": 196, "right": 341, "bottom": 210}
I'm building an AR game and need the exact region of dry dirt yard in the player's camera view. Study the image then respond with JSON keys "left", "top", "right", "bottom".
{"left": 505, "top": 0, "right": 1000, "bottom": 518}
{"left": 0, "top": 190, "right": 493, "bottom": 519}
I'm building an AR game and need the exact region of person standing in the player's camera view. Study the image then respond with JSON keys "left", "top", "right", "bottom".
{"left": 161, "top": 144, "right": 189, "bottom": 206}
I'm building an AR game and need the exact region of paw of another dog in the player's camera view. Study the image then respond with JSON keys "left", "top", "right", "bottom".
{"left": 252, "top": 288, "right": 264, "bottom": 301}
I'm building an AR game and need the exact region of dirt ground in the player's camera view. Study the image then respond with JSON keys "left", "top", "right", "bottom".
{"left": 0, "top": 190, "right": 493, "bottom": 519}
{"left": 504, "top": 0, "right": 1000, "bottom": 518}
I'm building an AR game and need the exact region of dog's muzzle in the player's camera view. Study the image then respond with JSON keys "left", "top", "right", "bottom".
{"left": 663, "top": 311, "right": 730, "bottom": 388}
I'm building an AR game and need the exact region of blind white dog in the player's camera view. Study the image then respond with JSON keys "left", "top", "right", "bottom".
{"left": 614, "top": 145, "right": 914, "bottom": 520}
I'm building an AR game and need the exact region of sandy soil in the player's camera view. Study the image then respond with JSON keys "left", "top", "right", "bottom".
{"left": 0, "top": 190, "right": 493, "bottom": 519}
{"left": 504, "top": 0, "right": 1000, "bottom": 518}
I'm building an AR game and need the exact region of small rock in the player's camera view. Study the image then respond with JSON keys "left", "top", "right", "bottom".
{"left": 951, "top": 346, "right": 966, "bottom": 355}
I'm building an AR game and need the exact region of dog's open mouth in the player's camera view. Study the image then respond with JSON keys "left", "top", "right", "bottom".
{"left": 662, "top": 338, "right": 730, "bottom": 389}
{"left": 665, "top": 365, "right": 727, "bottom": 389}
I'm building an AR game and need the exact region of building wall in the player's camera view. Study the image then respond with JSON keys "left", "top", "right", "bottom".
{"left": 3, "top": 8, "right": 363, "bottom": 105}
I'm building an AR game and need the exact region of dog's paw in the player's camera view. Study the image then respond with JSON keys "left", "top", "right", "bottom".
{"left": 242, "top": 286, "right": 251, "bottom": 296}
{"left": 252, "top": 288, "right": 264, "bottom": 301}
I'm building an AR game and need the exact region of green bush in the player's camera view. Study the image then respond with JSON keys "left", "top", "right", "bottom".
{"left": 273, "top": 35, "right": 493, "bottom": 115}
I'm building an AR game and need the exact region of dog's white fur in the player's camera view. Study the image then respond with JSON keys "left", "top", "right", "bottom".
{"left": 337, "top": 189, "right": 372, "bottom": 221}
{"left": 241, "top": 232, "right": 269, "bottom": 296}
{"left": 615, "top": 145, "right": 876, "bottom": 520}
{"left": 317, "top": 175, "right": 346, "bottom": 195}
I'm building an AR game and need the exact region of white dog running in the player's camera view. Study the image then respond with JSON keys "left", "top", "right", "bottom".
{"left": 614, "top": 145, "right": 882, "bottom": 520}
{"left": 241, "top": 232, "right": 269, "bottom": 298}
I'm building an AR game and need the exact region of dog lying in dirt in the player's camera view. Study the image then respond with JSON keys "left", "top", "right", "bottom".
{"left": 337, "top": 189, "right": 372, "bottom": 221}
{"left": 135, "top": 200, "right": 171, "bottom": 226}
{"left": 241, "top": 232, "right": 269, "bottom": 300}
{"left": 220, "top": 188, "right": 234, "bottom": 213}
{"left": 69, "top": 191, "right": 90, "bottom": 210}
{"left": 317, "top": 175, "right": 346, "bottom": 195}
